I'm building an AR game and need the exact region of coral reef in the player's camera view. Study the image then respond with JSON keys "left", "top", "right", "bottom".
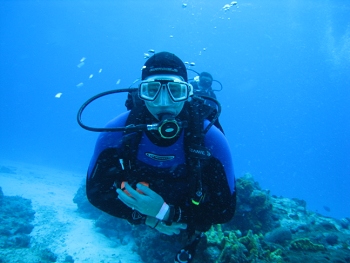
{"left": 198, "top": 226, "right": 265, "bottom": 263}
{"left": 73, "top": 173, "right": 350, "bottom": 262}
{"left": 290, "top": 238, "right": 325, "bottom": 251}
{"left": 264, "top": 227, "right": 292, "bottom": 245}
{"left": 73, "top": 182, "right": 102, "bottom": 219}
{"left": 226, "top": 173, "right": 276, "bottom": 234}
{"left": 132, "top": 225, "right": 187, "bottom": 263}
{"left": 3, "top": 169, "right": 347, "bottom": 263}
{"left": 0, "top": 185, "right": 75, "bottom": 263}
{"left": 0, "top": 186, "right": 35, "bottom": 249}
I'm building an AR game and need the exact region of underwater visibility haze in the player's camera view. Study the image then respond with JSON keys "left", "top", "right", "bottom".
{"left": 0, "top": 0, "right": 349, "bottom": 221}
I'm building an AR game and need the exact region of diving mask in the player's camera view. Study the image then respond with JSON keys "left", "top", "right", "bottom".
{"left": 139, "top": 78, "right": 193, "bottom": 102}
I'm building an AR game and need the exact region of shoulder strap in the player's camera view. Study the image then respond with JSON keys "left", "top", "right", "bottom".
{"left": 184, "top": 97, "right": 214, "bottom": 206}
{"left": 120, "top": 105, "right": 146, "bottom": 168}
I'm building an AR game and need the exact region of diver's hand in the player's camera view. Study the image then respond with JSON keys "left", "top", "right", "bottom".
{"left": 145, "top": 216, "right": 187, "bottom": 235}
{"left": 116, "top": 183, "right": 164, "bottom": 218}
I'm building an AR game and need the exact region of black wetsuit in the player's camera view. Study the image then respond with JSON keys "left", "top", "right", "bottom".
{"left": 86, "top": 110, "right": 236, "bottom": 232}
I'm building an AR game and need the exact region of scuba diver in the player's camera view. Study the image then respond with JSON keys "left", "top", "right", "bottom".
{"left": 192, "top": 72, "right": 216, "bottom": 98}
{"left": 80, "top": 51, "right": 236, "bottom": 262}
{"left": 190, "top": 71, "right": 221, "bottom": 109}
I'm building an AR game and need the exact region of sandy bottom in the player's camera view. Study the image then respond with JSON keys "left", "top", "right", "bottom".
{"left": 0, "top": 160, "right": 143, "bottom": 263}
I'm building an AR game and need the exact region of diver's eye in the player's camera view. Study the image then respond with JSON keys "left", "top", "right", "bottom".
{"left": 168, "top": 82, "right": 188, "bottom": 101}
{"left": 147, "top": 82, "right": 161, "bottom": 97}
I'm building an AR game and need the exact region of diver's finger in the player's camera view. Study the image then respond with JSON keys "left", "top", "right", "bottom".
{"left": 173, "top": 223, "right": 187, "bottom": 229}
{"left": 116, "top": 188, "right": 133, "bottom": 201}
{"left": 180, "top": 223, "right": 187, "bottom": 229}
{"left": 116, "top": 189, "right": 136, "bottom": 208}
{"left": 124, "top": 182, "right": 140, "bottom": 197}
{"left": 136, "top": 183, "right": 157, "bottom": 197}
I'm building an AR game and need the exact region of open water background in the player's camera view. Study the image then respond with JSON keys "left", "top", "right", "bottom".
{"left": 0, "top": 0, "right": 349, "bottom": 219}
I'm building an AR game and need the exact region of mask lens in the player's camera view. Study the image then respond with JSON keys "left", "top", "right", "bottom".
{"left": 140, "top": 82, "right": 161, "bottom": 100}
{"left": 168, "top": 82, "right": 188, "bottom": 101}
{"left": 140, "top": 79, "right": 190, "bottom": 102}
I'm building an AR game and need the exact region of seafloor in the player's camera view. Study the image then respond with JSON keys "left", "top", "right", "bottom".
{"left": 1, "top": 164, "right": 349, "bottom": 263}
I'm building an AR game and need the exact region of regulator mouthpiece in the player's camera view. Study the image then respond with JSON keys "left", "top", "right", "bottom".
{"left": 147, "top": 114, "right": 186, "bottom": 139}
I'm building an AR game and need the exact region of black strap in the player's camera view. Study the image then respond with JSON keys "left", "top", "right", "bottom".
{"left": 119, "top": 104, "right": 147, "bottom": 177}
{"left": 174, "top": 232, "right": 204, "bottom": 263}
{"left": 184, "top": 97, "right": 213, "bottom": 206}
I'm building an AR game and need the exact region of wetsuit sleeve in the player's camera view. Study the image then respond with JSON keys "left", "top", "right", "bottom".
{"left": 86, "top": 112, "right": 146, "bottom": 225}
{"left": 86, "top": 148, "right": 146, "bottom": 224}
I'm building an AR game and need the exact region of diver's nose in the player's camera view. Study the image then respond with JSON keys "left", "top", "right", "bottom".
{"left": 154, "top": 86, "right": 171, "bottom": 106}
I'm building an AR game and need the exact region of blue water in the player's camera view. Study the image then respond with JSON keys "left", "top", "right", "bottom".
{"left": 1, "top": 0, "right": 349, "bottom": 219}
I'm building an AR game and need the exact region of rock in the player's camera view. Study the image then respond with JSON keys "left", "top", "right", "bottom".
{"left": 250, "top": 190, "right": 267, "bottom": 206}
{"left": 236, "top": 173, "right": 256, "bottom": 199}
{"left": 291, "top": 198, "right": 307, "bottom": 208}
{"left": 228, "top": 174, "right": 275, "bottom": 234}
{"left": 269, "top": 248, "right": 283, "bottom": 263}
{"left": 325, "top": 234, "right": 338, "bottom": 245}
{"left": 94, "top": 213, "right": 132, "bottom": 242}
{"left": 64, "top": 255, "right": 74, "bottom": 263}
{"left": 238, "top": 230, "right": 262, "bottom": 258}
{"left": 288, "top": 213, "right": 299, "bottom": 220}
{"left": 73, "top": 183, "right": 103, "bottom": 219}
{"left": 40, "top": 248, "right": 57, "bottom": 262}
{"left": 203, "top": 246, "right": 221, "bottom": 262}
{"left": 340, "top": 218, "right": 349, "bottom": 229}
{"left": 264, "top": 227, "right": 292, "bottom": 245}
{"left": 290, "top": 238, "right": 325, "bottom": 251}
{"left": 318, "top": 221, "right": 337, "bottom": 231}
{"left": 0, "top": 192, "right": 35, "bottom": 249}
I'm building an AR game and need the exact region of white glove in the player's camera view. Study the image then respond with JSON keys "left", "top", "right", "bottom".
{"left": 116, "top": 182, "right": 164, "bottom": 218}
{"left": 145, "top": 216, "right": 187, "bottom": 235}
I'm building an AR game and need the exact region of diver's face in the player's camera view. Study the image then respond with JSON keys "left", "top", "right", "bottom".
{"left": 199, "top": 76, "right": 212, "bottom": 90}
{"left": 144, "top": 75, "right": 185, "bottom": 120}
